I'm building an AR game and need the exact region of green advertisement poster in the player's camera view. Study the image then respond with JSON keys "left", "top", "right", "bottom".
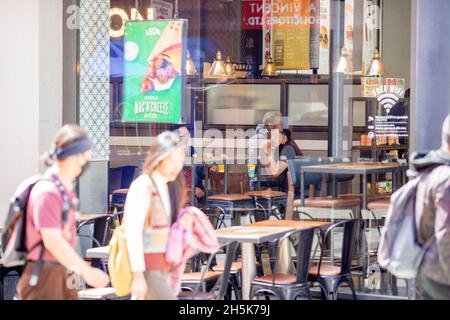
{"left": 123, "top": 20, "right": 187, "bottom": 123}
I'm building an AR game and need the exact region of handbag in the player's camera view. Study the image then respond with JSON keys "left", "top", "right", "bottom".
{"left": 108, "top": 214, "right": 133, "bottom": 297}
{"left": 107, "top": 176, "right": 160, "bottom": 297}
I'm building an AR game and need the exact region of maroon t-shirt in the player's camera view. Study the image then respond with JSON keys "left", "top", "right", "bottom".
{"left": 25, "top": 176, "right": 78, "bottom": 262}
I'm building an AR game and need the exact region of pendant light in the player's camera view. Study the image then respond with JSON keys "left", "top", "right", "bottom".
{"left": 208, "top": 50, "right": 227, "bottom": 77}
{"left": 186, "top": 50, "right": 197, "bottom": 76}
{"left": 261, "top": 53, "right": 278, "bottom": 77}
{"left": 224, "top": 56, "right": 235, "bottom": 76}
{"left": 367, "top": 49, "right": 386, "bottom": 76}
{"left": 335, "top": 47, "right": 353, "bottom": 74}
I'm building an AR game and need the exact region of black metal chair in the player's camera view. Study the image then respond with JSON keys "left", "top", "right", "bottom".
{"left": 0, "top": 262, "right": 23, "bottom": 300}
{"left": 249, "top": 228, "right": 315, "bottom": 300}
{"left": 245, "top": 190, "right": 287, "bottom": 220}
{"left": 178, "top": 241, "right": 239, "bottom": 300}
{"left": 307, "top": 219, "right": 361, "bottom": 300}
{"left": 288, "top": 158, "right": 360, "bottom": 221}
{"left": 77, "top": 215, "right": 112, "bottom": 272}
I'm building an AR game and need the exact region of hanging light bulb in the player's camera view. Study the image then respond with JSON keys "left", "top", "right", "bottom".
{"left": 261, "top": 53, "right": 278, "bottom": 77}
{"left": 367, "top": 49, "right": 386, "bottom": 76}
{"left": 186, "top": 50, "right": 197, "bottom": 76}
{"left": 224, "top": 56, "right": 235, "bottom": 76}
{"left": 208, "top": 50, "right": 227, "bottom": 77}
{"left": 335, "top": 47, "right": 353, "bottom": 74}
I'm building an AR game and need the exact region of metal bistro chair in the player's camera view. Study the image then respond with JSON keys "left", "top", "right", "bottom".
{"left": 178, "top": 241, "right": 239, "bottom": 300}
{"left": 250, "top": 228, "right": 315, "bottom": 300}
{"left": 308, "top": 219, "right": 361, "bottom": 300}
{"left": 77, "top": 215, "right": 112, "bottom": 272}
{"left": 0, "top": 261, "right": 23, "bottom": 300}
{"left": 188, "top": 212, "right": 243, "bottom": 300}
{"left": 288, "top": 158, "right": 361, "bottom": 222}
{"left": 249, "top": 160, "right": 288, "bottom": 220}
{"left": 207, "top": 164, "right": 256, "bottom": 227}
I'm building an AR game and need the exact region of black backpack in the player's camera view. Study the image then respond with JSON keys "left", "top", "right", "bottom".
{"left": 1, "top": 175, "right": 70, "bottom": 285}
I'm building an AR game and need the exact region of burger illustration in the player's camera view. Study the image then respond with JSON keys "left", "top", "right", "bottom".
{"left": 140, "top": 21, "right": 182, "bottom": 93}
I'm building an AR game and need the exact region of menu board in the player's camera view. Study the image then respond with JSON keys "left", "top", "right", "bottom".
{"left": 272, "top": 0, "right": 311, "bottom": 70}
{"left": 123, "top": 20, "right": 187, "bottom": 123}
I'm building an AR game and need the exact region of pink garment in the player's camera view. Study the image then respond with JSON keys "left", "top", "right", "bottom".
{"left": 165, "top": 206, "right": 220, "bottom": 294}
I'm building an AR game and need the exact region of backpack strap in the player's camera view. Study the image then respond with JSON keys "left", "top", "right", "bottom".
{"left": 28, "top": 175, "right": 73, "bottom": 287}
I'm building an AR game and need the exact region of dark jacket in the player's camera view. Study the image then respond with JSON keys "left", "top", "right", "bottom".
{"left": 410, "top": 149, "right": 450, "bottom": 285}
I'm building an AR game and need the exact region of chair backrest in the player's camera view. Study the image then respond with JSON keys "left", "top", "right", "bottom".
{"left": 270, "top": 228, "right": 314, "bottom": 285}
{"left": 319, "top": 219, "right": 361, "bottom": 275}
{"left": 77, "top": 215, "right": 112, "bottom": 248}
{"left": 340, "top": 219, "right": 361, "bottom": 274}
{"left": 188, "top": 241, "right": 238, "bottom": 300}
{"left": 294, "top": 228, "right": 315, "bottom": 283}
{"left": 287, "top": 158, "right": 324, "bottom": 196}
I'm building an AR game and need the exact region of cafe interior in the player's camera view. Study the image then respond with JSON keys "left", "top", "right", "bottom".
{"left": 2, "top": 0, "right": 414, "bottom": 301}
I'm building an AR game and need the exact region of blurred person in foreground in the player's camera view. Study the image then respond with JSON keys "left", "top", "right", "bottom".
{"left": 17, "top": 125, "right": 109, "bottom": 300}
{"left": 411, "top": 114, "right": 450, "bottom": 299}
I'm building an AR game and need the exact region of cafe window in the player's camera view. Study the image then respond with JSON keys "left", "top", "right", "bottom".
{"left": 75, "top": 0, "right": 413, "bottom": 300}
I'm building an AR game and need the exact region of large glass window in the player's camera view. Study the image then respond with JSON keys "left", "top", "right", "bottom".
{"left": 76, "top": 0, "right": 413, "bottom": 300}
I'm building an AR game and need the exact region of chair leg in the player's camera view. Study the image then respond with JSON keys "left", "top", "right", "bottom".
{"left": 334, "top": 276, "right": 358, "bottom": 300}
{"left": 348, "top": 277, "right": 358, "bottom": 300}
{"left": 316, "top": 279, "right": 333, "bottom": 300}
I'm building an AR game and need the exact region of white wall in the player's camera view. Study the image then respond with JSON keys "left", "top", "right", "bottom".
{"left": 0, "top": 0, "right": 62, "bottom": 223}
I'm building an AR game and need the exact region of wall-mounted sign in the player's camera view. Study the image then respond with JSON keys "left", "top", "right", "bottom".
{"left": 109, "top": 2, "right": 173, "bottom": 38}
{"left": 362, "top": 77, "right": 405, "bottom": 98}
{"left": 242, "top": 0, "right": 264, "bottom": 30}
{"left": 364, "top": 77, "right": 408, "bottom": 144}
{"left": 123, "top": 20, "right": 187, "bottom": 123}
{"left": 272, "top": 0, "right": 311, "bottom": 70}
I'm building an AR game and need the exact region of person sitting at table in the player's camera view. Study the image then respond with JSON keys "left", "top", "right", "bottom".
{"left": 192, "top": 164, "right": 218, "bottom": 207}
{"left": 249, "top": 111, "right": 288, "bottom": 190}
{"left": 174, "top": 125, "right": 216, "bottom": 206}
{"left": 279, "top": 129, "right": 304, "bottom": 160}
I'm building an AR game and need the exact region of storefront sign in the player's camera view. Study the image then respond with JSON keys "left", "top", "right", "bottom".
{"left": 242, "top": 0, "right": 264, "bottom": 30}
{"left": 272, "top": 0, "right": 311, "bottom": 70}
{"left": 122, "top": 20, "right": 187, "bottom": 123}
{"left": 109, "top": 2, "right": 173, "bottom": 38}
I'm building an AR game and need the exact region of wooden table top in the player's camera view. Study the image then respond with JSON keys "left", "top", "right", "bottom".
{"left": 215, "top": 226, "right": 294, "bottom": 244}
{"left": 246, "top": 220, "right": 332, "bottom": 230}
{"left": 301, "top": 162, "right": 407, "bottom": 174}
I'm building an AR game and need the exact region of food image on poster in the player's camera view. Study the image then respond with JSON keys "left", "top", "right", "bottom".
{"left": 123, "top": 20, "right": 187, "bottom": 123}
{"left": 320, "top": 26, "right": 328, "bottom": 48}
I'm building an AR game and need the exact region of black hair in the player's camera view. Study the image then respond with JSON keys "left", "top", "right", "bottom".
{"left": 282, "top": 129, "right": 292, "bottom": 143}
